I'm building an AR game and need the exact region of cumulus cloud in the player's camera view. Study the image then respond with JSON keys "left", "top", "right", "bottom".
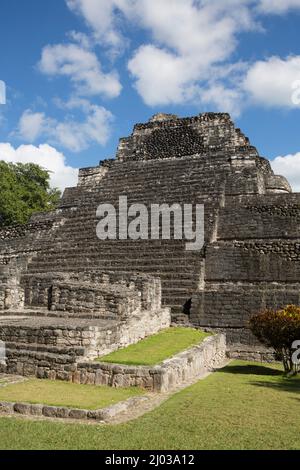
{"left": 66, "top": 0, "right": 128, "bottom": 52}
{"left": 271, "top": 152, "right": 300, "bottom": 192}
{"left": 65, "top": 0, "right": 257, "bottom": 111}
{"left": 258, "top": 0, "right": 300, "bottom": 14}
{"left": 39, "top": 43, "right": 122, "bottom": 98}
{"left": 0, "top": 143, "right": 78, "bottom": 191}
{"left": 64, "top": 0, "right": 300, "bottom": 113}
{"left": 128, "top": 45, "right": 193, "bottom": 106}
{"left": 244, "top": 56, "right": 300, "bottom": 108}
{"left": 200, "top": 84, "right": 245, "bottom": 118}
{"left": 18, "top": 110, "right": 49, "bottom": 142}
{"left": 127, "top": 0, "right": 256, "bottom": 109}
{"left": 17, "top": 101, "right": 114, "bottom": 152}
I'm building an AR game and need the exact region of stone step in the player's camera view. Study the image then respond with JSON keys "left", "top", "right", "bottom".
{"left": 5, "top": 341, "right": 86, "bottom": 357}
{"left": 59, "top": 189, "right": 220, "bottom": 204}
{"left": 36, "top": 248, "right": 202, "bottom": 258}
{"left": 27, "top": 265, "right": 200, "bottom": 276}
{"left": 0, "top": 308, "right": 118, "bottom": 321}
{"left": 27, "top": 253, "right": 201, "bottom": 263}
{"left": 73, "top": 171, "right": 225, "bottom": 186}
{"left": 28, "top": 244, "right": 202, "bottom": 254}
{"left": 28, "top": 256, "right": 200, "bottom": 268}
{"left": 161, "top": 289, "right": 196, "bottom": 298}
{"left": 171, "top": 313, "right": 191, "bottom": 324}
{"left": 57, "top": 200, "right": 217, "bottom": 215}
{"left": 23, "top": 269, "right": 199, "bottom": 282}
{"left": 5, "top": 347, "right": 79, "bottom": 367}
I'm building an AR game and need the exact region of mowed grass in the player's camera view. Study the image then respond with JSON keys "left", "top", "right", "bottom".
{"left": 0, "top": 379, "right": 144, "bottom": 410}
{"left": 97, "top": 327, "right": 211, "bottom": 366}
{"left": 1, "top": 361, "right": 300, "bottom": 450}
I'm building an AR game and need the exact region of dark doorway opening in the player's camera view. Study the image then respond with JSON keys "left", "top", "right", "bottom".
{"left": 183, "top": 298, "right": 192, "bottom": 316}
{"left": 47, "top": 286, "right": 53, "bottom": 311}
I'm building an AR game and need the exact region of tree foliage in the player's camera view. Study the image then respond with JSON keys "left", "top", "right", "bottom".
{"left": 0, "top": 161, "right": 61, "bottom": 227}
{"left": 250, "top": 305, "right": 300, "bottom": 376}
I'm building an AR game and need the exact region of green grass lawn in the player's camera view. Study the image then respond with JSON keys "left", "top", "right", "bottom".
{"left": 0, "top": 360, "right": 300, "bottom": 450}
{"left": 0, "top": 379, "right": 144, "bottom": 410}
{"left": 97, "top": 327, "right": 211, "bottom": 366}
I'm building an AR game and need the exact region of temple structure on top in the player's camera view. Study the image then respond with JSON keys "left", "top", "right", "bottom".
{"left": 0, "top": 112, "right": 299, "bottom": 379}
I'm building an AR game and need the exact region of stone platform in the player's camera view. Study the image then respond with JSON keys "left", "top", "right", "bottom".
{"left": 0, "top": 273, "right": 170, "bottom": 379}
{"left": 0, "top": 307, "right": 170, "bottom": 379}
{"left": 74, "top": 333, "right": 226, "bottom": 392}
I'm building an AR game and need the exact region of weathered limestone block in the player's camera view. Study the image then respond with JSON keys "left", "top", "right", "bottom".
{"left": 0, "top": 402, "right": 14, "bottom": 414}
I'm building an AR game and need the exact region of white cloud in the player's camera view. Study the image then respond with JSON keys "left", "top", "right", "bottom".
{"left": 17, "top": 101, "right": 113, "bottom": 152}
{"left": 127, "top": 0, "right": 256, "bottom": 108}
{"left": 244, "top": 56, "right": 300, "bottom": 108}
{"left": 0, "top": 143, "right": 78, "bottom": 191}
{"left": 258, "top": 0, "right": 300, "bottom": 14}
{"left": 18, "top": 110, "right": 49, "bottom": 142}
{"left": 66, "top": 0, "right": 127, "bottom": 51}
{"left": 65, "top": 0, "right": 256, "bottom": 111}
{"left": 0, "top": 80, "right": 6, "bottom": 105}
{"left": 200, "top": 84, "right": 245, "bottom": 118}
{"left": 39, "top": 43, "right": 122, "bottom": 98}
{"left": 67, "top": 30, "right": 92, "bottom": 49}
{"left": 271, "top": 152, "right": 300, "bottom": 192}
{"left": 62, "top": 0, "right": 300, "bottom": 112}
{"left": 133, "top": 0, "right": 255, "bottom": 60}
{"left": 128, "top": 45, "right": 194, "bottom": 106}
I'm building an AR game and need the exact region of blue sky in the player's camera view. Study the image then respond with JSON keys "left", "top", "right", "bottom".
{"left": 0, "top": 0, "right": 300, "bottom": 190}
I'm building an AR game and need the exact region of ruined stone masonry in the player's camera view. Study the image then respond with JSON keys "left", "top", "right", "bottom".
{"left": 0, "top": 112, "right": 298, "bottom": 378}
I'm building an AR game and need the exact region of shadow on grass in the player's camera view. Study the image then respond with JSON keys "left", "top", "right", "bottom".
{"left": 249, "top": 378, "right": 300, "bottom": 395}
{"left": 219, "top": 364, "right": 283, "bottom": 377}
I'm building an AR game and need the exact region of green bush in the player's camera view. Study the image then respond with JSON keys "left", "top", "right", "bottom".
{"left": 250, "top": 305, "right": 300, "bottom": 376}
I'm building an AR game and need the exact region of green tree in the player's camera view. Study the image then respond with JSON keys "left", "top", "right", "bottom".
{"left": 0, "top": 161, "right": 61, "bottom": 227}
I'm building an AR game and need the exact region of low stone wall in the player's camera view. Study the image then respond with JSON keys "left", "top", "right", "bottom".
{"left": 21, "top": 271, "right": 162, "bottom": 318}
{"left": 74, "top": 334, "right": 226, "bottom": 392}
{"left": 0, "top": 394, "right": 148, "bottom": 423}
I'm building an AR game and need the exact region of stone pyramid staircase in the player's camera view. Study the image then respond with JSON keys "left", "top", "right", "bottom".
{"left": 26, "top": 156, "right": 229, "bottom": 317}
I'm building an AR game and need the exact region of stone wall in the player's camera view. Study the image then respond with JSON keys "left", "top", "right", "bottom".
{"left": 21, "top": 271, "right": 162, "bottom": 317}
{"left": 77, "top": 161, "right": 113, "bottom": 189}
{"left": 189, "top": 190, "right": 300, "bottom": 356}
{"left": 73, "top": 333, "right": 226, "bottom": 392}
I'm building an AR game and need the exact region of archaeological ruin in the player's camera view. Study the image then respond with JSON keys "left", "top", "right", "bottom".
{"left": 0, "top": 112, "right": 299, "bottom": 381}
